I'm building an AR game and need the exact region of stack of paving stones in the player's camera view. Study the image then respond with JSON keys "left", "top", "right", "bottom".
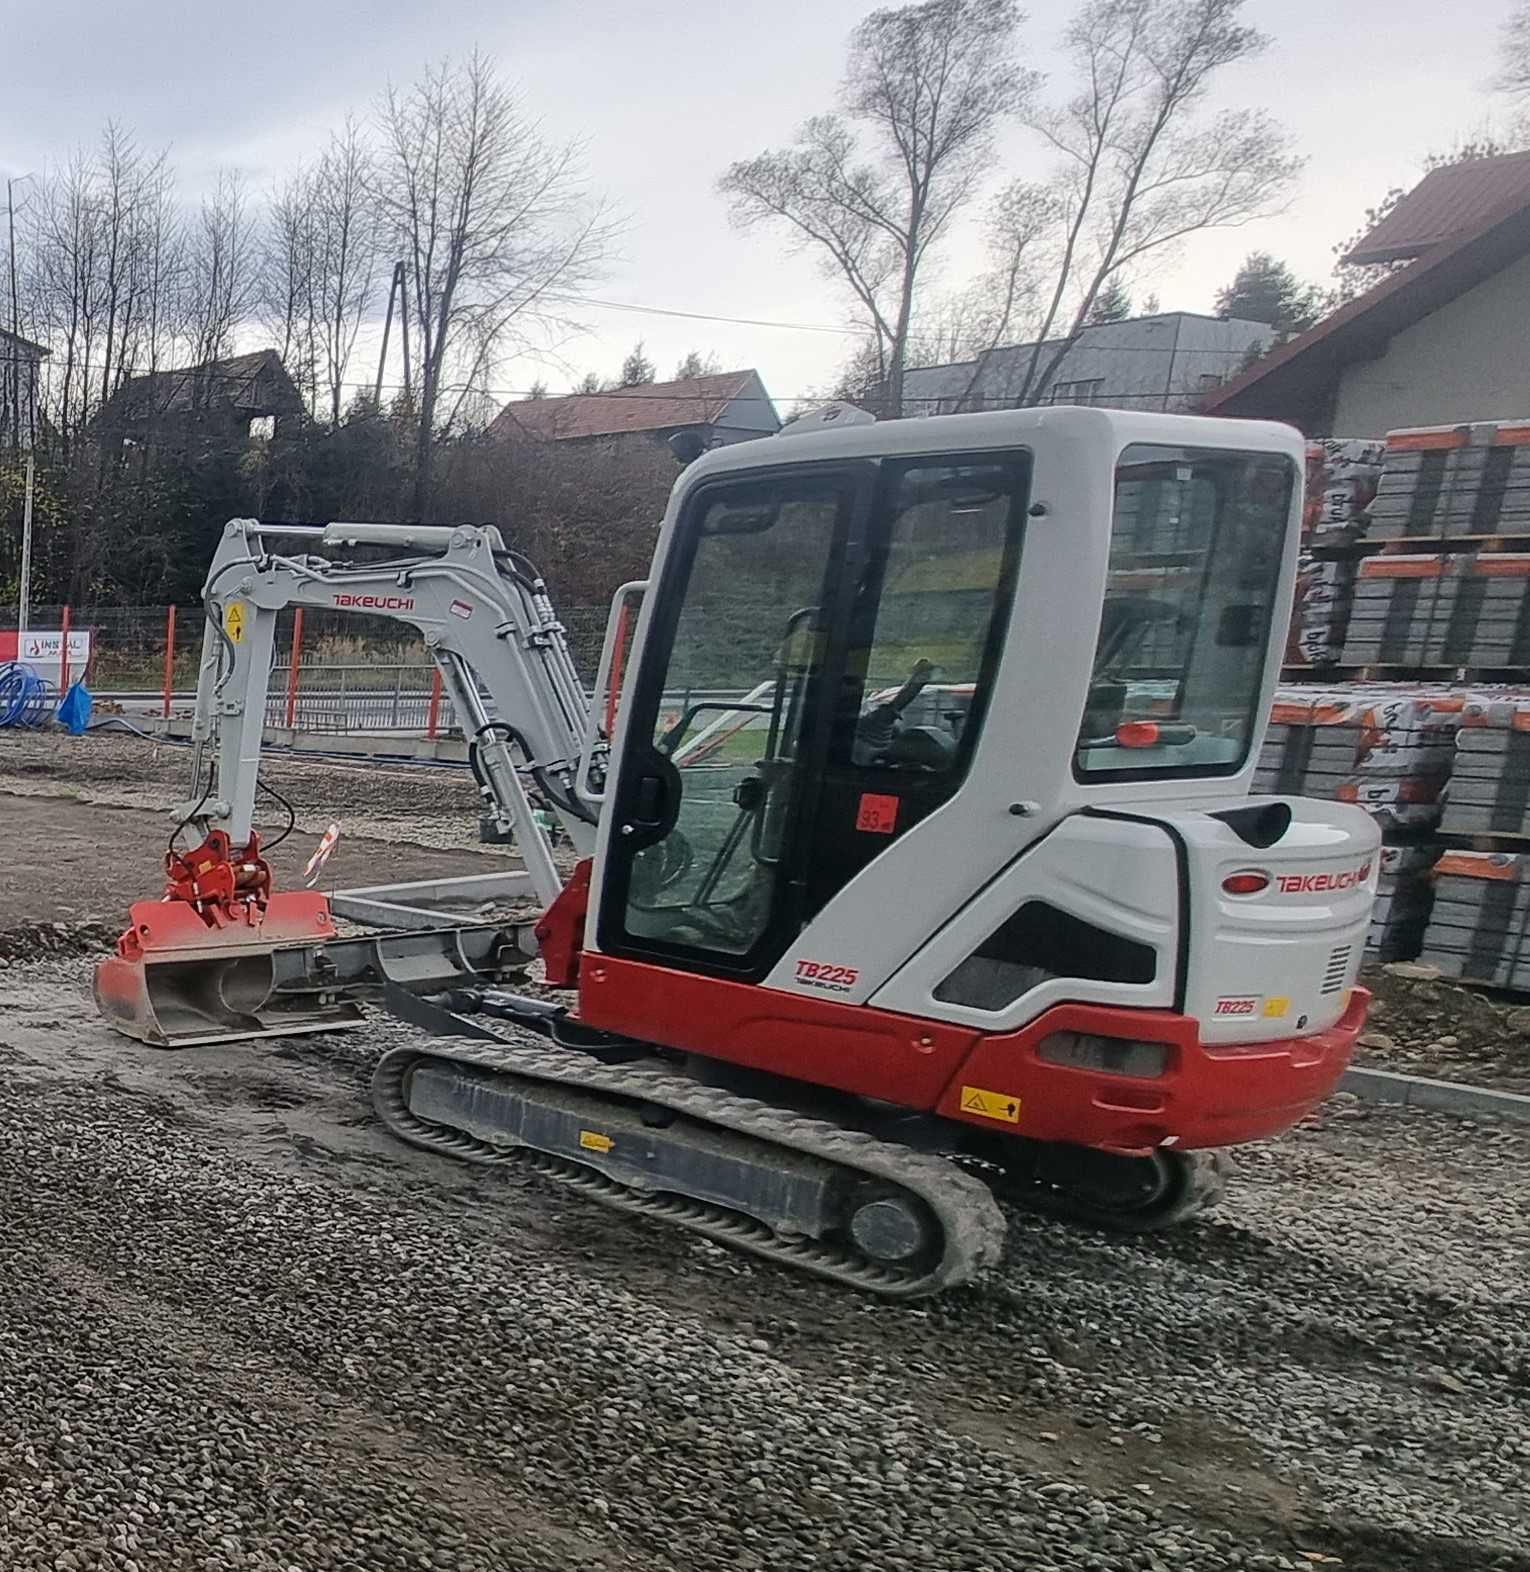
{"left": 1417, "top": 689, "right": 1530, "bottom": 982}
{"left": 1255, "top": 685, "right": 1459, "bottom": 959}
{"left": 1420, "top": 849, "right": 1530, "bottom": 987}
{"left": 1368, "top": 419, "right": 1530, "bottom": 542}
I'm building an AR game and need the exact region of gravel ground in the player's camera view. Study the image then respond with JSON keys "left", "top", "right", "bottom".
{"left": 1356, "top": 966, "right": 1530, "bottom": 1096}
{"left": 3, "top": 731, "right": 1529, "bottom": 1569}
{"left": 0, "top": 946, "right": 1526, "bottom": 1572}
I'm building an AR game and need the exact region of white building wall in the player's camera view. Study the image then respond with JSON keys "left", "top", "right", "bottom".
{"left": 1332, "top": 250, "right": 1530, "bottom": 434}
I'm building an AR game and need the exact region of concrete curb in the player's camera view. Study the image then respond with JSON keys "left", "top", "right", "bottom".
{"left": 1342, "top": 1065, "right": 1530, "bottom": 1122}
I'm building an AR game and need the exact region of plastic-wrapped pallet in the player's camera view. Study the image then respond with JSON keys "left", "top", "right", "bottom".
{"left": 1420, "top": 850, "right": 1530, "bottom": 987}
{"left": 1441, "top": 690, "right": 1530, "bottom": 836}
{"left": 1370, "top": 420, "right": 1530, "bottom": 541}
{"left": 1286, "top": 553, "right": 1355, "bottom": 668}
{"left": 1369, "top": 843, "right": 1440, "bottom": 961}
{"left": 1255, "top": 686, "right": 1461, "bottom": 829}
{"left": 1304, "top": 438, "right": 1385, "bottom": 545}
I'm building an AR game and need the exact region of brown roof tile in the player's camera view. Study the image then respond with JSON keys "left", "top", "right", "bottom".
{"left": 1346, "top": 152, "right": 1530, "bottom": 264}
{"left": 489, "top": 370, "right": 767, "bottom": 441}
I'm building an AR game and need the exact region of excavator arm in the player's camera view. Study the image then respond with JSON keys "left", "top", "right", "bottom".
{"left": 96, "top": 517, "right": 612, "bottom": 1047}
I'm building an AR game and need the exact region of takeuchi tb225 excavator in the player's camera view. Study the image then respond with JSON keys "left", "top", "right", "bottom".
{"left": 96, "top": 407, "right": 1380, "bottom": 1297}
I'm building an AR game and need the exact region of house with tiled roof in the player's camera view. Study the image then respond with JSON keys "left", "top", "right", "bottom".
{"left": 94, "top": 348, "right": 306, "bottom": 446}
{"left": 488, "top": 369, "right": 779, "bottom": 451}
{"left": 1204, "top": 152, "right": 1530, "bottom": 433}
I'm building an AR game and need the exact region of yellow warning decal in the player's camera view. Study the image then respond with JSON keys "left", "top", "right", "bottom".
{"left": 578, "top": 1129, "right": 614, "bottom": 1153}
{"left": 960, "top": 1086, "right": 1021, "bottom": 1125}
{"left": 224, "top": 601, "right": 247, "bottom": 644}
{"left": 1262, "top": 996, "right": 1291, "bottom": 1019}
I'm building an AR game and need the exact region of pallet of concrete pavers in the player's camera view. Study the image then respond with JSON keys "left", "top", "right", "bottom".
{"left": 1420, "top": 849, "right": 1530, "bottom": 987}
{"left": 1340, "top": 555, "right": 1451, "bottom": 667}
{"left": 1254, "top": 686, "right": 1461, "bottom": 829}
{"left": 1344, "top": 553, "right": 1530, "bottom": 669}
{"left": 1441, "top": 689, "right": 1530, "bottom": 837}
{"left": 1369, "top": 842, "right": 1441, "bottom": 961}
{"left": 1304, "top": 438, "right": 1385, "bottom": 546}
{"left": 1370, "top": 420, "right": 1530, "bottom": 542}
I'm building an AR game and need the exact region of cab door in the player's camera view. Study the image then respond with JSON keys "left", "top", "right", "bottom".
{"left": 597, "top": 451, "right": 1029, "bottom": 982}
{"left": 596, "top": 464, "right": 866, "bottom": 977}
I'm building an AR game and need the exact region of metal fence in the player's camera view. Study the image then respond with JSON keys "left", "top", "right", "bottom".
{"left": 2, "top": 601, "right": 611, "bottom": 739}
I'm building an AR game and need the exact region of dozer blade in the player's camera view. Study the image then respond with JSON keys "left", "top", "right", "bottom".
{"left": 94, "top": 890, "right": 365, "bottom": 1049}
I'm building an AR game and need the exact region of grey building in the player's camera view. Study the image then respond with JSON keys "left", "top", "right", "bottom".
{"left": 899, "top": 312, "right": 1275, "bottom": 416}
{"left": 0, "top": 326, "right": 48, "bottom": 450}
{"left": 1205, "top": 152, "right": 1530, "bottom": 434}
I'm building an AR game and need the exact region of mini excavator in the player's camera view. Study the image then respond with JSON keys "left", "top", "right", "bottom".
{"left": 96, "top": 407, "right": 1379, "bottom": 1297}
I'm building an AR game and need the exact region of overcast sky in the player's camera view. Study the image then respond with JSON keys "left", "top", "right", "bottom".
{"left": 1, "top": 0, "right": 1521, "bottom": 412}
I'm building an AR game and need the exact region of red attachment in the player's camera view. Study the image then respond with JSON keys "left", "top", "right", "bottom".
{"left": 163, "top": 829, "right": 274, "bottom": 927}
{"left": 535, "top": 857, "right": 593, "bottom": 987}
{"left": 1116, "top": 720, "right": 1160, "bottom": 748}
{"left": 576, "top": 954, "right": 1370, "bottom": 1154}
{"left": 426, "top": 668, "right": 444, "bottom": 740}
{"left": 1221, "top": 870, "right": 1271, "bottom": 896}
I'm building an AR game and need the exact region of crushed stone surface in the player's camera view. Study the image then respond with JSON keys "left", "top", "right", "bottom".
{"left": 1357, "top": 966, "right": 1530, "bottom": 1096}
{"left": 1, "top": 734, "right": 1528, "bottom": 1569}
{"left": 0, "top": 950, "right": 1525, "bottom": 1572}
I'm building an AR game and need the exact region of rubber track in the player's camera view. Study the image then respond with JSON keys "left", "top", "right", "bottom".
{"left": 372, "top": 1037, "right": 1008, "bottom": 1298}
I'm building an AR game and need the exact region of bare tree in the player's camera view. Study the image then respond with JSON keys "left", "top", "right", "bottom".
{"left": 1500, "top": 4, "right": 1530, "bottom": 100}
{"left": 372, "top": 53, "right": 615, "bottom": 514}
{"left": 313, "top": 121, "right": 377, "bottom": 426}
{"left": 262, "top": 166, "right": 320, "bottom": 408}
{"left": 187, "top": 170, "right": 257, "bottom": 394}
{"left": 1009, "top": 0, "right": 1298, "bottom": 406}
{"left": 720, "top": 0, "right": 1036, "bottom": 417}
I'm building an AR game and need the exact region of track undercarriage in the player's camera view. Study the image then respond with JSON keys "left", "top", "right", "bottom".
{"left": 369, "top": 986, "right": 1228, "bottom": 1298}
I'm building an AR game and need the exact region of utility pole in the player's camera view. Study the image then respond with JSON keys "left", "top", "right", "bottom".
{"left": 373, "top": 261, "right": 413, "bottom": 408}
{"left": 6, "top": 176, "right": 20, "bottom": 451}
{"left": 374, "top": 261, "right": 401, "bottom": 405}
{"left": 17, "top": 452, "right": 34, "bottom": 639}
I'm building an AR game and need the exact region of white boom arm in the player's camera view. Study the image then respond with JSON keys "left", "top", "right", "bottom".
{"left": 184, "top": 517, "right": 600, "bottom": 907}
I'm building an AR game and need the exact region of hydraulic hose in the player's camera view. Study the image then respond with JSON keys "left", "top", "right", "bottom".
{"left": 0, "top": 662, "right": 54, "bottom": 728}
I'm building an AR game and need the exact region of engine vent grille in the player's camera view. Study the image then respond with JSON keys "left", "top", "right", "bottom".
{"left": 1321, "top": 945, "right": 1353, "bottom": 995}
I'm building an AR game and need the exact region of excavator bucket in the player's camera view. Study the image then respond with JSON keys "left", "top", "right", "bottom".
{"left": 93, "top": 890, "right": 365, "bottom": 1048}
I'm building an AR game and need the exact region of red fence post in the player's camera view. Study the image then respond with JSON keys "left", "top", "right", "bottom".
{"left": 58, "top": 605, "right": 72, "bottom": 692}
{"left": 605, "top": 600, "right": 631, "bottom": 738}
{"left": 162, "top": 605, "right": 177, "bottom": 719}
{"left": 284, "top": 607, "right": 305, "bottom": 729}
{"left": 426, "top": 667, "right": 444, "bottom": 741}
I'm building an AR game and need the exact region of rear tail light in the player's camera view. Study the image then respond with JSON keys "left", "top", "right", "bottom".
{"left": 1222, "top": 870, "right": 1271, "bottom": 896}
{"left": 1036, "top": 1032, "right": 1169, "bottom": 1079}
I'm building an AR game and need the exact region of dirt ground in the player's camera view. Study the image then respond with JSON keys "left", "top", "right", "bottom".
{"left": 0, "top": 730, "right": 505, "bottom": 929}
{"left": 1, "top": 729, "right": 1528, "bottom": 1571}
